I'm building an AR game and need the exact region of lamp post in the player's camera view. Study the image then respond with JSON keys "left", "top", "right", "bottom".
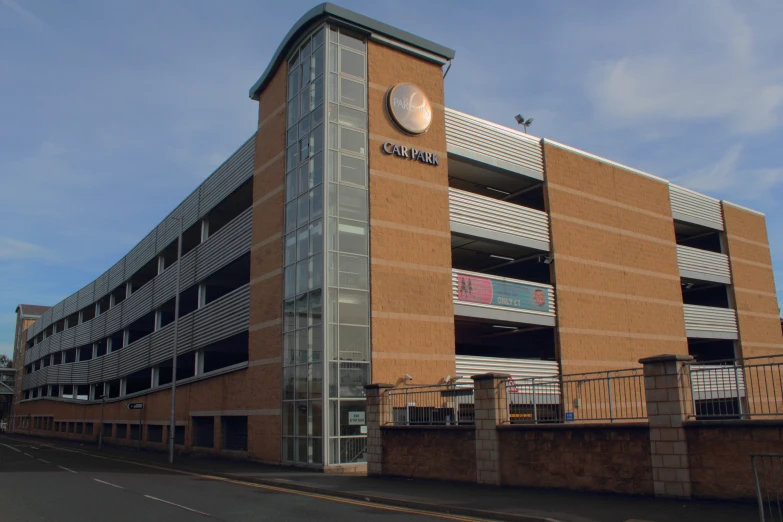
{"left": 168, "top": 216, "right": 183, "bottom": 464}
{"left": 98, "top": 391, "right": 105, "bottom": 449}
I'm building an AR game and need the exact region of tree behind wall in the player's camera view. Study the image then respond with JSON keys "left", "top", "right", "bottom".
{"left": 0, "top": 354, "right": 11, "bottom": 368}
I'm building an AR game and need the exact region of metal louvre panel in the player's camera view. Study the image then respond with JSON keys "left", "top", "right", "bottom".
{"left": 88, "top": 357, "right": 103, "bottom": 382}
{"left": 683, "top": 304, "right": 738, "bottom": 335}
{"left": 108, "top": 259, "right": 126, "bottom": 291}
{"left": 690, "top": 364, "right": 746, "bottom": 400}
{"left": 63, "top": 293, "right": 79, "bottom": 316}
{"left": 18, "top": 134, "right": 256, "bottom": 353}
{"left": 451, "top": 269, "right": 556, "bottom": 315}
{"left": 101, "top": 349, "right": 121, "bottom": 382}
{"left": 179, "top": 249, "right": 198, "bottom": 290}
{"left": 91, "top": 312, "right": 108, "bottom": 342}
{"left": 73, "top": 320, "right": 93, "bottom": 346}
{"left": 125, "top": 231, "right": 157, "bottom": 277}
{"left": 118, "top": 336, "right": 151, "bottom": 376}
{"left": 174, "top": 314, "right": 195, "bottom": 355}
{"left": 105, "top": 300, "right": 123, "bottom": 333}
{"left": 58, "top": 363, "right": 74, "bottom": 385}
{"left": 198, "top": 136, "right": 256, "bottom": 218}
{"left": 445, "top": 108, "right": 544, "bottom": 175}
{"left": 71, "top": 360, "right": 89, "bottom": 383}
{"left": 77, "top": 282, "right": 95, "bottom": 310}
{"left": 670, "top": 184, "right": 724, "bottom": 231}
{"left": 195, "top": 208, "right": 252, "bottom": 281}
{"left": 22, "top": 374, "right": 30, "bottom": 390}
{"left": 121, "top": 281, "right": 155, "bottom": 329}
{"left": 36, "top": 308, "right": 52, "bottom": 336}
{"left": 94, "top": 271, "right": 110, "bottom": 300}
{"left": 152, "top": 265, "right": 178, "bottom": 308}
{"left": 162, "top": 189, "right": 201, "bottom": 245}
{"left": 60, "top": 326, "right": 76, "bottom": 351}
{"left": 52, "top": 302, "right": 64, "bottom": 324}
{"left": 191, "top": 285, "right": 250, "bottom": 350}
{"left": 449, "top": 188, "right": 549, "bottom": 245}
{"left": 455, "top": 355, "right": 559, "bottom": 384}
{"left": 676, "top": 245, "right": 731, "bottom": 282}
{"left": 149, "top": 325, "right": 175, "bottom": 366}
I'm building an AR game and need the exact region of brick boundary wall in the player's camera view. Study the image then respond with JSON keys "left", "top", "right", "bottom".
{"left": 366, "top": 362, "right": 783, "bottom": 501}
{"left": 686, "top": 421, "right": 783, "bottom": 500}
{"left": 498, "top": 423, "right": 653, "bottom": 495}
{"left": 381, "top": 426, "right": 476, "bottom": 482}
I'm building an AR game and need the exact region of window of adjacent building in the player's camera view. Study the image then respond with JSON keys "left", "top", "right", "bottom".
{"left": 80, "top": 304, "right": 95, "bottom": 322}
{"left": 116, "top": 424, "right": 127, "bottom": 439}
{"left": 147, "top": 425, "right": 163, "bottom": 443}
{"left": 222, "top": 416, "right": 248, "bottom": 451}
{"left": 192, "top": 416, "right": 215, "bottom": 448}
{"left": 65, "top": 312, "right": 79, "bottom": 329}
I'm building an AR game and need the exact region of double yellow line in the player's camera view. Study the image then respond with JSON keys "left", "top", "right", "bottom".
{"left": 16, "top": 438, "right": 489, "bottom": 521}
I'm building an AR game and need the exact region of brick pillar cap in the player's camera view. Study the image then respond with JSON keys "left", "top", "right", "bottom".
{"left": 365, "top": 383, "right": 394, "bottom": 390}
{"left": 638, "top": 354, "right": 694, "bottom": 364}
{"left": 471, "top": 373, "right": 511, "bottom": 381}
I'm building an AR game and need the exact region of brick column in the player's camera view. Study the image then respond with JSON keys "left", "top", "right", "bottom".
{"left": 365, "top": 383, "right": 393, "bottom": 476}
{"left": 639, "top": 354, "right": 694, "bottom": 498}
{"left": 472, "top": 373, "right": 509, "bottom": 486}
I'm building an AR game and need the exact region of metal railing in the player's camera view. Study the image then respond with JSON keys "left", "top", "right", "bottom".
{"left": 506, "top": 368, "right": 647, "bottom": 424}
{"left": 685, "top": 355, "right": 783, "bottom": 420}
{"left": 339, "top": 437, "right": 367, "bottom": 464}
{"left": 387, "top": 384, "right": 475, "bottom": 426}
{"left": 753, "top": 454, "right": 783, "bottom": 521}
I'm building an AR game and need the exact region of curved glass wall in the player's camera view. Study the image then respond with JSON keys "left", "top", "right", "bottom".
{"left": 282, "top": 24, "right": 369, "bottom": 466}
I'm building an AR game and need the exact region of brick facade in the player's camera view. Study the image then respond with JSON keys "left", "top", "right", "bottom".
{"left": 543, "top": 144, "right": 689, "bottom": 376}
{"left": 366, "top": 42, "right": 455, "bottom": 386}
{"left": 722, "top": 202, "right": 783, "bottom": 360}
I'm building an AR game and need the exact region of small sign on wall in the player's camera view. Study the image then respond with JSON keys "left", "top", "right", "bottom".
{"left": 564, "top": 412, "right": 574, "bottom": 422}
{"left": 348, "top": 411, "right": 365, "bottom": 425}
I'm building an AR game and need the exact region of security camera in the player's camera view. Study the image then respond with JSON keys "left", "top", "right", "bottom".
{"left": 404, "top": 374, "right": 413, "bottom": 382}
{"left": 443, "top": 374, "right": 451, "bottom": 383}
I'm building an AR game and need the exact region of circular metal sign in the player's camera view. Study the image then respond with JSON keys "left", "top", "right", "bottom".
{"left": 386, "top": 83, "right": 432, "bottom": 135}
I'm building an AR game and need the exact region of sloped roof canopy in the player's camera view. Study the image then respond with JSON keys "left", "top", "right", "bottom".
{"left": 15, "top": 304, "right": 50, "bottom": 317}
{"left": 249, "top": 2, "right": 455, "bottom": 100}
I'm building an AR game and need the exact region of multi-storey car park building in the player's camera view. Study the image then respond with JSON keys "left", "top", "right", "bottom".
{"left": 10, "top": 3, "right": 783, "bottom": 469}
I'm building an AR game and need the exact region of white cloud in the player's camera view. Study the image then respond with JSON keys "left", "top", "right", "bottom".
{"left": 0, "top": 236, "right": 50, "bottom": 261}
{"left": 589, "top": 1, "right": 783, "bottom": 134}
{"left": 674, "top": 144, "right": 783, "bottom": 199}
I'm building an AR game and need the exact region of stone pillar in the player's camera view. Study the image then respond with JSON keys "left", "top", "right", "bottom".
{"left": 365, "top": 383, "right": 393, "bottom": 476}
{"left": 472, "top": 373, "right": 509, "bottom": 486}
{"left": 639, "top": 354, "right": 694, "bottom": 498}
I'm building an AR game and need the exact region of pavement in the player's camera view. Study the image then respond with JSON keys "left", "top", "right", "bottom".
{"left": 0, "top": 433, "right": 760, "bottom": 522}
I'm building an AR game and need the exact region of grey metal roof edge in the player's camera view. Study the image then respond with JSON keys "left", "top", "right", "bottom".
{"left": 722, "top": 200, "right": 766, "bottom": 217}
{"left": 249, "top": 2, "right": 455, "bottom": 100}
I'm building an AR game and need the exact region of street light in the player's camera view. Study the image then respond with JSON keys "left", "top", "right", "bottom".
{"left": 98, "top": 391, "right": 105, "bottom": 450}
{"left": 168, "top": 216, "right": 184, "bottom": 464}
{"left": 514, "top": 114, "right": 534, "bottom": 133}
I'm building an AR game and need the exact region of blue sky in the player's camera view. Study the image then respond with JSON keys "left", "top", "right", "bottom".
{"left": 2, "top": 0, "right": 782, "bottom": 358}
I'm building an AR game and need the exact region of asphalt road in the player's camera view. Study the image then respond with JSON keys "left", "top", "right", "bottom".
{"left": 0, "top": 437, "right": 478, "bottom": 522}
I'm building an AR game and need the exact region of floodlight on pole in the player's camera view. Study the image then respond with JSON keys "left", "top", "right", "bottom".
{"left": 514, "top": 114, "right": 534, "bottom": 133}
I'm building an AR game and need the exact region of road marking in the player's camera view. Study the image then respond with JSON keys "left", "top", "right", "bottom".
{"left": 57, "top": 465, "right": 77, "bottom": 474}
{"left": 143, "top": 495, "right": 210, "bottom": 517}
{"left": 23, "top": 453, "right": 33, "bottom": 457}
{"left": 10, "top": 439, "right": 485, "bottom": 521}
{"left": 38, "top": 459, "right": 50, "bottom": 464}
{"left": 92, "top": 478, "right": 123, "bottom": 489}
{"left": 0, "top": 443, "right": 21, "bottom": 453}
